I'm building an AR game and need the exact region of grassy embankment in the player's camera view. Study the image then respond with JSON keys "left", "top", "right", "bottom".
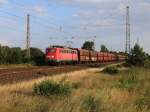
{"left": 0, "top": 64, "right": 33, "bottom": 69}
{"left": 0, "top": 64, "right": 149, "bottom": 112}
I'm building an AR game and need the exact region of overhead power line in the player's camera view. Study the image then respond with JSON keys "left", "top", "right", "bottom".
{"left": 0, "top": 9, "right": 68, "bottom": 36}
{"left": 0, "top": 9, "right": 24, "bottom": 19}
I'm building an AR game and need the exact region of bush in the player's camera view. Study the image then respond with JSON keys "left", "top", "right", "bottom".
{"left": 116, "top": 64, "right": 122, "bottom": 68}
{"left": 33, "top": 80, "right": 71, "bottom": 96}
{"left": 103, "top": 66, "right": 119, "bottom": 74}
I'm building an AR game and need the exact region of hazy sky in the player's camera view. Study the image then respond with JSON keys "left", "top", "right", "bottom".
{"left": 0, "top": 0, "right": 149, "bottom": 53}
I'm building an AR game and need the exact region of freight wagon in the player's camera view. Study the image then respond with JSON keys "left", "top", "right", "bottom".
{"left": 97, "top": 52, "right": 104, "bottom": 62}
{"left": 90, "top": 51, "right": 97, "bottom": 62}
{"left": 78, "top": 49, "right": 90, "bottom": 63}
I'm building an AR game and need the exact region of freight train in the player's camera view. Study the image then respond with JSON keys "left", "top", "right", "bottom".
{"left": 45, "top": 46, "right": 126, "bottom": 65}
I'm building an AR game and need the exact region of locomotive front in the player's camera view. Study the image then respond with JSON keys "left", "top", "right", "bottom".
{"left": 45, "top": 47, "right": 58, "bottom": 65}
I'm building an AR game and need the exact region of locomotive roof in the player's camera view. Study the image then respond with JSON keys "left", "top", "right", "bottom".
{"left": 48, "top": 45, "right": 77, "bottom": 50}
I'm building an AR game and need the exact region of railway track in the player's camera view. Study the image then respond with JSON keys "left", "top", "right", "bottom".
{"left": 0, "top": 62, "right": 121, "bottom": 85}
{"left": 0, "top": 65, "right": 88, "bottom": 85}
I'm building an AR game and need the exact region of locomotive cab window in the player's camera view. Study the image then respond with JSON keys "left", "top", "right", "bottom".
{"left": 49, "top": 49, "right": 56, "bottom": 53}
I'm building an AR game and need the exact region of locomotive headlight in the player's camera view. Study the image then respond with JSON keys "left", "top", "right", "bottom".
{"left": 51, "top": 56, "right": 54, "bottom": 58}
{"left": 46, "top": 56, "right": 54, "bottom": 59}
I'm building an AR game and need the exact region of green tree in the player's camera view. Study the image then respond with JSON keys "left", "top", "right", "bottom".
{"left": 22, "top": 48, "right": 45, "bottom": 65}
{"left": 0, "top": 46, "right": 6, "bottom": 64}
{"left": 100, "top": 44, "right": 109, "bottom": 52}
{"left": 82, "top": 41, "right": 94, "bottom": 50}
{"left": 10, "top": 47, "right": 22, "bottom": 64}
{"left": 0, "top": 46, "right": 11, "bottom": 64}
{"left": 127, "top": 44, "right": 147, "bottom": 66}
{"left": 30, "top": 48, "right": 45, "bottom": 65}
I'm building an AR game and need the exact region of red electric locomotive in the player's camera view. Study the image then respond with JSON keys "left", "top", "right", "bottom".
{"left": 46, "top": 46, "right": 78, "bottom": 65}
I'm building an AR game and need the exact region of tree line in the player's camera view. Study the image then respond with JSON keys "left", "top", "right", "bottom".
{"left": 0, "top": 46, "right": 45, "bottom": 65}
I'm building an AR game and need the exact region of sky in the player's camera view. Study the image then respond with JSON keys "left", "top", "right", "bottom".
{"left": 0, "top": 0, "right": 149, "bottom": 53}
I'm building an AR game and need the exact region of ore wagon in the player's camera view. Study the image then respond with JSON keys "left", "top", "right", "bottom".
{"left": 90, "top": 51, "right": 98, "bottom": 62}
{"left": 78, "top": 49, "right": 90, "bottom": 63}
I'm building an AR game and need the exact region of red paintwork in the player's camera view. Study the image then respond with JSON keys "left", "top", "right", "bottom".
{"left": 46, "top": 47, "right": 78, "bottom": 63}
{"left": 97, "top": 52, "right": 104, "bottom": 62}
{"left": 111, "top": 54, "right": 116, "bottom": 61}
{"left": 103, "top": 53, "right": 108, "bottom": 62}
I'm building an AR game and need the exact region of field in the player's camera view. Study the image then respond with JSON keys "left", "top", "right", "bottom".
{"left": 0, "top": 65, "right": 149, "bottom": 112}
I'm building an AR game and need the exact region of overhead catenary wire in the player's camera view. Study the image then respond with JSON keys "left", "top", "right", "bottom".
{"left": 0, "top": 11, "right": 51, "bottom": 36}
{"left": 0, "top": 9, "right": 66, "bottom": 36}
{"left": 4, "top": 0, "right": 76, "bottom": 37}
{"left": 0, "top": 9, "right": 62, "bottom": 33}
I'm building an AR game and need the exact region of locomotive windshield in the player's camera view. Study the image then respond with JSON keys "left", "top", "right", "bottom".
{"left": 49, "top": 49, "right": 56, "bottom": 53}
{"left": 46, "top": 48, "right": 56, "bottom": 53}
